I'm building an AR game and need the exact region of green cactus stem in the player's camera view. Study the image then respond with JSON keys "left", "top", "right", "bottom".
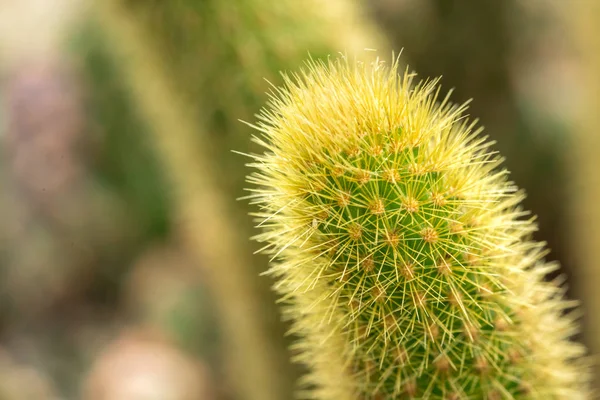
{"left": 244, "top": 55, "right": 590, "bottom": 399}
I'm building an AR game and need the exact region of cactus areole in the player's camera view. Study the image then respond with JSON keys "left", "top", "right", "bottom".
{"left": 243, "top": 55, "right": 589, "bottom": 399}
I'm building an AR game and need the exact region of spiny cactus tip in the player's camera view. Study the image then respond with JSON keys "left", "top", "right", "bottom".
{"left": 245, "top": 54, "right": 591, "bottom": 399}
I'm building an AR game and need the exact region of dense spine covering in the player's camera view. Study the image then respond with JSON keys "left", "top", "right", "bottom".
{"left": 245, "top": 56, "right": 590, "bottom": 399}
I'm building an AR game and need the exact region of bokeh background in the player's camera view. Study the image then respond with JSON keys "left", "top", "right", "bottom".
{"left": 0, "top": 0, "right": 598, "bottom": 399}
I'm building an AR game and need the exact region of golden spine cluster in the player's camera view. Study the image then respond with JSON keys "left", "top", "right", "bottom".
{"left": 245, "top": 55, "right": 590, "bottom": 399}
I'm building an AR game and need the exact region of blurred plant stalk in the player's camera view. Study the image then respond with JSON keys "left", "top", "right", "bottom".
{"left": 93, "top": 2, "right": 288, "bottom": 399}
{"left": 89, "top": 0, "right": 387, "bottom": 398}
{"left": 570, "top": 1, "right": 600, "bottom": 387}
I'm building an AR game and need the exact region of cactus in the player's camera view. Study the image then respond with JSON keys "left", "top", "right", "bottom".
{"left": 245, "top": 55, "right": 590, "bottom": 399}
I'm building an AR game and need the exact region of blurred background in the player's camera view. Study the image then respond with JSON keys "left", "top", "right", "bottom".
{"left": 0, "top": 0, "right": 598, "bottom": 399}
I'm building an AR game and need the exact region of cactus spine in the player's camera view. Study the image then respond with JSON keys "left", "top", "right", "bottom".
{"left": 245, "top": 56, "right": 590, "bottom": 399}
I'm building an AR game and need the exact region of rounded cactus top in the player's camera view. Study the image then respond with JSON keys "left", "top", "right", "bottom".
{"left": 245, "top": 55, "right": 590, "bottom": 400}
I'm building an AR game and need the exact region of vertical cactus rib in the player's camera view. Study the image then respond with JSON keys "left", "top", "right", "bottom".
{"left": 246, "top": 55, "right": 591, "bottom": 399}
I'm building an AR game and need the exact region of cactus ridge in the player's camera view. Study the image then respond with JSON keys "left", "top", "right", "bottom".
{"left": 245, "top": 56, "right": 590, "bottom": 399}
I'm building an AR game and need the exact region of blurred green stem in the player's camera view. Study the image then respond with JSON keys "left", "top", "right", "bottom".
{"left": 571, "top": 1, "right": 600, "bottom": 387}
{"left": 93, "top": 2, "right": 286, "bottom": 399}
